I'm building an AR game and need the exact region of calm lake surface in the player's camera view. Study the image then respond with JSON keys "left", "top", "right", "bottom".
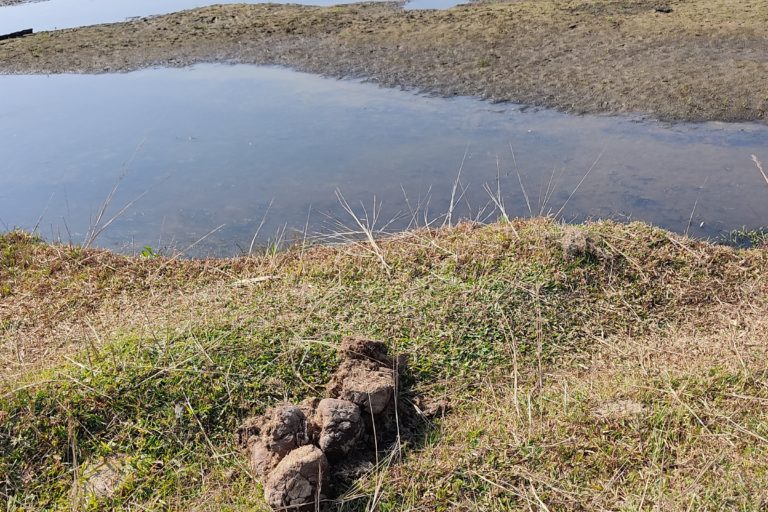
{"left": 0, "top": 0, "right": 460, "bottom": 34}
{"left": 1, "top": 64, "right": 766, "bottom": 255}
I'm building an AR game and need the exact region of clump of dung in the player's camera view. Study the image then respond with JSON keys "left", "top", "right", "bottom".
{"left": 238, "top": 337, "right": 402, "bottom": 510}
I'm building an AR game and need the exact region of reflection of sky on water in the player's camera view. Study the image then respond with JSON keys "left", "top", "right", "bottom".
{"left": 1, "top": 64, "right": 766, "bottom": 256}
{"left": 404, "top": 0, "right": 465, "bottom": 9}
{"left": 0, "top": 0, "right": 463, "bottom": 34}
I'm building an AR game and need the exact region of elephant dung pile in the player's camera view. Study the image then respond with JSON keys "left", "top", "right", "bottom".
{"left": 238, "top": 337, "right": 402, "bottom": 510}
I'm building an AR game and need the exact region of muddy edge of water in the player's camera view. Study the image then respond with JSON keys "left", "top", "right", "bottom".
{"left": 0, "top": 0, "right": 767, "bottom": 123}
{"left": 0, "top": 0, "right": 39, "bottom": 5}
{"left": 0, "top": 0, "right": 41, "bottom": 5}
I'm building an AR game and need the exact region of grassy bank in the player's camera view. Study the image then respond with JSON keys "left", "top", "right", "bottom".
{"left": 2, "top": 219, "right": 768, "bottom": 510}
{"left": 0, "top": 0, "right": 767, "bottom": 122}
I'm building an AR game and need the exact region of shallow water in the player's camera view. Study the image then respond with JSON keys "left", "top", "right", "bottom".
{"left": 403, "top": 0, "right": 464, "bottom": 9}
{"left": 0, "top": 64, "right": 766, "bottom": 256}
{"left": 0, "top": 0, "right": 459, "bottom": 35}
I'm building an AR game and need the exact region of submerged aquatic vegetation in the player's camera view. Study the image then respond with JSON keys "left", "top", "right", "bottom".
{"left": 725, "top": 227, "right": 768, "bottom": 248}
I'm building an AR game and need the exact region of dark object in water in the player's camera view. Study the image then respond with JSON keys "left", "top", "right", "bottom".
{"left": 0, "top": 29, "right": 33, "bottom": 42}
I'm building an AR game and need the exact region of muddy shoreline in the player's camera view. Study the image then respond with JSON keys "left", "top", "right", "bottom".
{"left": 0, "top": 0, "right": 767, "bottom": 123}
{"left": 0, "top": 0, "right": 43, "bottom": 6}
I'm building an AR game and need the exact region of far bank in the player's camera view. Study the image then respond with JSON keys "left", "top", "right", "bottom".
{"left": 0, "top": 0, "right": 766, "bottom": 123}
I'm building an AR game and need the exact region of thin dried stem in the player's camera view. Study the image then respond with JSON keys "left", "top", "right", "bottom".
{"left": 554, "top": 148, "right": 606, "bottom": 219}
{"left": 752, "top": 154, "right": 768, "bottom": 187}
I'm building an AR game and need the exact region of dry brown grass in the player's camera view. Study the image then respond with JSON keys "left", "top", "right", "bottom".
{"left": 383, "top": 310, "right": 768, "bottom": 510}
{"left": 2, "top": 218, "right": 768, "bottom": 510}
{"left": 3, "top": 217, "right": 765, "bottom": 375}
{"left": 0, "top": 230, "right": 308, "bottom": 380}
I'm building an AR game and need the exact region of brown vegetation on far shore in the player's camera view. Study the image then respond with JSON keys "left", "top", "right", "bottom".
{"left": 0, "top": 0, "right": 767, "bottom": 122}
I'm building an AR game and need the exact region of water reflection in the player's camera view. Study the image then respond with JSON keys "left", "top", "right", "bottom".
{"left": 0, "top": 64, "right": 766, "bottom": 256}
{"left": 0, "top": 0, "right": 462, "bottom": 35}
{"left": 404, "top": 0, "right": 465, "bottom": 9}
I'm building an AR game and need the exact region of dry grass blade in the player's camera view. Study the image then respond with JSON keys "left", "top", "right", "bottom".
{"left": 482, "top": 160, "right": 520, "bottom": 238}
{"left": 539, "top": 164, "right": 564, "bottom": 216}
{"left": 401, "top": 184, "right": 437, "bottom": 230}
{"left": 752, "top": 154, "right": 768, "bottom": 187}
{"left": 84, "top": 189, "right": 150, "bottom": 249}
{"left": 554, "top": 148, "right": 606, "bottom": 219}
{"left": 510, "top": 142, "right": 532, "bottom": 217}
{"left": 334, "top": 189, "right": 390, "bottom": 271}
{"left": 156, "top": 223, "right": 226, "bottom": 270}
{"left": 32, "top": 191, "right": 55, "bottom": 235}
{"left": 445, "top": 144, "right": 470, "bottom": 228}
{"left": 685, "top": 176, "right": 709, "bottom": 237}
{"left": 84, "top": 138, "right": 147, "bottom": 248}
{"left": 248, "top": 198, "right": 274, "bottom": 256}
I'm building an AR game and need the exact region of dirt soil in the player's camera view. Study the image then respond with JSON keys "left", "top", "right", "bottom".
{"left": 0, "top": 0, "right": 42, "bottom": 6}
{"left": 0, "top": 1, "right": 767, "bottom": 119}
